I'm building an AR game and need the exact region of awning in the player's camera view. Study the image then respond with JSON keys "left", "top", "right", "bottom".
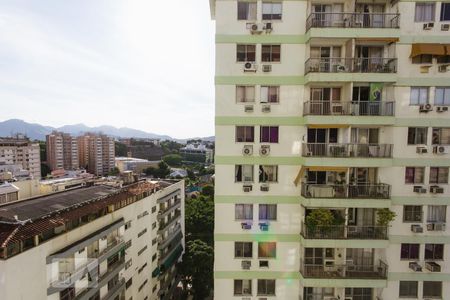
{"left": 307, "top": 166, "right": 348, "bottom": 172}
{"left": 410, "top": 43, "right": 446, "bottom": 58}
{"left": 356, "top": 38, "right": 399, "bottom": 44}
{"left": 308, "top": 124, "right": 350, "bottom": 129}
{"left": 294, "top": 166, "right": 306, "bottom": 186}
{"left": 446, "top": 45, "right": 450, "bottom": 55}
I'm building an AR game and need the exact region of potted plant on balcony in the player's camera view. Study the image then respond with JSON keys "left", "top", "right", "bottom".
{"left": 305, "top": 209, "right": 335, "bottom": 238}
{"left": 376, "top": 208, "right": 396, "bottom": 238}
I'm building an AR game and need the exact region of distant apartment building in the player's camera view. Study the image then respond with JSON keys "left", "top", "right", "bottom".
{"left": 179, "top": 143, "right": 214, "bottom": 164}
{"left": 115, "top": 157, "right": 160, "bottom": 174}
{"left": 0, "top": 135, "right": 41, "bottom": 179}
{"left": 77, "top": 133, "right": 115, "bottom": 176}
{"left": 0, "top": 179, "right": 185, "bottom": 300}
{"left": 46, "top": 131, "right": 79, "bottom": 171}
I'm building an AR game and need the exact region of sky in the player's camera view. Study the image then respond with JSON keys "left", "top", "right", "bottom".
{"left": 0, "top": 0, "right": 215, "bottom": 139}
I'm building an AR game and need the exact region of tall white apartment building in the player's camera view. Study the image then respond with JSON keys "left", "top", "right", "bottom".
{"left": 0, "top": 179, "right": 184, "bottom": 300}
{"left": 210, "top": 1, "right": 450, "bottom": 299}
{"left": 0, "top": 136, "right": 41, "bottom": 179}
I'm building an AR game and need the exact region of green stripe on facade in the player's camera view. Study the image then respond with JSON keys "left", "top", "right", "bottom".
{"left": 306, "top": 28, "right": 400, "bottom": 40}
{"left": 305, "top": 73, "right": 398, "bottom": 83}
{"left": 215, "top": 76, "right": 304, "bottom": 85}
{"left": 215, "top": 116, "right": 304, "bottom": 126}
{"left": 215, "top": 271, "right": 300, "bottom": 279}
{"left": 390, "top": 235, "right": 450, "bottom": 244}
{"left": 304, "top": 115, "right": 396, "bottom": 126}
{"left": 300, "top": 197, "right": 391, "bottom": 208}
{"left": 216, "top": 34, "right": 306, "bottom": 44}
{"left": 215, "top": 155, "right": 303, "bottom": 165}
{"left": 300, "top": 236, "right": 389, "bottom": 248}
{"left": 392, "top": 196, "right": 450, "bottom": 205}
{"left": 215, "top": 233, "right": 301, "bottom": 242}
{"left": 216, "top": 195, "right": 299, "bottom": 204}
{"left": 388, "top": 272, "right": 450, "bottom": 281}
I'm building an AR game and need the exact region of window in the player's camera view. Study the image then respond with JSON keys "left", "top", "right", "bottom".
{"left": 235, "top": 165, "right": 254, "bottom": 182}
{"left": 423, "top": 281, "right": 442, "bottom": 298}
{"left": 125, "top": 259, "right": 132, "bottom": 270}
{"left": 437, "top": 54, "right": 450, "bottom": 64}
{"left": 234, "top": 279, "right": 252, "bottom": 296}
{"left": 410, "top": 87, "right": 429, "bottom": 105}
{"left": 237, "top": 44, "right": 256, "bottom": 62}
{"left": 427, "top": 205, "right": 447, "bottom": 222}
{"left": 429, "top": 167, "right": 449, "bottom": 184}
{"left": 138, "top": 228, "right": 147, "bottom": 238}
{"left": 235, "top": 204, "right": 253, "bottom": 220}
{"left": 400, "top": 244, "right": 420, "bottom": 259}
{"left": 405, "top": 167, "right": 425, "bottom": 184}
{"left": 236, "top": 86, "right": 255, "bottom": 103}
{"left": 432, "top": 127, "right": 450, "bottom": 144}
{"left": 412, "top": 54, "right": 432, "bottom": 64}
{"left": 261, "top": 45, "right": 281, "bottom": 62}
{"left": 259, "top": 165, "right": 278, "bottom": 182}
{"left": 237, "top": 1, "right": 257, "bottom": 20}
{"left": 125, "top": 221, "right": 132, "bottom": 230}
{"left": 152, "top": 222, "right": 156, "bottom": 229}
{"left": 403, "top": 205, "right": 422, "bottom": 222}
{"left": 236, "top": 126, "right": 255, "bottom": 142}
{"left": 259, "top": 204, "right": 277, "bottom": 220}
{"left": 425, "top": 244, "right": 444, "bottom": 260}
{"left": 441, "top": 3, "right": 450, "bottom": 21}
{"left": 257, "top": 279, "right": 276, "bottom": 296}
{"left": 260, "top": 86, "right": 279, "bottom": 103}
{"left": 151, "top": 206, "right": 156, "bottom": 213}
{"left": 138, "top": 245, "right": 147, "bottom": 256}
{"left": 262, "top": 2, "right": 282, "bottom": 20}
{"left": 235, "top": 242, "right": 253, "bottom": 258}
{"left": 399, "top": 281, "right": 418, "bottom": 298}
{"left": 260, "top": 126, "right": 279, "bottom": 143}
{"left": 258, "top": 242, "right": 276, "bottom": 258}
{"left": 434, "top": 88, "right": 450, "bottom": 106}
{"left": 126, "top": 278, "right": 132, "bottom": 289}
{"left": 415, "top": 3, "right": 435, "bottom": 22}
{"left": 138, "top": 279, "right": 148, "bottom": 292}
{"left": 407, "top": 127, "right": 428, "bottom": 145}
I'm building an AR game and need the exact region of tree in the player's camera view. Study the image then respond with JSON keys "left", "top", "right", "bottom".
{"left": 185, "top": 195, "right": 214, "bottom": 245}
{"left": 163, "top": 154, "right": 183, "bottom": 167}
{"left": 201, "top": 185, "right": 214, "bottom": 198}
{"left": 108, "top": 167, "right": 120, "bottom": 176}
{"left": 114, "top": 142, "right": 128, "bottom": 157}
{"left": 376, "top": 208, "right": 396, "bottom": 226}
{"left": 305, "top": 208, "right": 335, "bottom": 229}
{"left": 180, "top": 240, "right": 213, "bottom": 300}
{"left": 41, "top": 163, "right": 51, "bottom": 178}
{"left": 144, "top": 161, "right": 170, "bottom": 178}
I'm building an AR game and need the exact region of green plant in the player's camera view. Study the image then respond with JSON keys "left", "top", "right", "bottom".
{"left": 305, "top": 209, "right": 334, "bottom": 228}
{"left": 376, "top": 208, "right": 396, "bottom": 226}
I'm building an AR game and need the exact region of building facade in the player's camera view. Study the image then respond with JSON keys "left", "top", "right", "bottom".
{"left": 77, "top": 134, "right": 115, "bottom": 176}
{"left": 210, "top": 1, "right": 450, "bottom": 299}
{"left": 0, "top": 179, "right": 185, "bottom": 300}
{"left": 0, "top": 136, "right": 41, "bottom": 179}
{"left": 47, "top": 132, "right": 79, "bottom": 171}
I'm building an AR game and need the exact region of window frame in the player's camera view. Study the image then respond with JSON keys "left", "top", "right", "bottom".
{"left": 261, "top": 45, "right": 281, "bottom": 62}
{"left": 235, "top": 241, "right": 253, "bottom": 258}
{"left": 235, "top": 203, "right": 254, "bottom": 220}
{"left": 236, "top": 85, "right": 256, "bottom": 103}
{"left": 432, "top": 127, "right": 450, "bottom": 145}
{"left": 234, "top": 279, "right": 252, "bottom": 296}
{"left": 434, "top": 87, "right": 450, "bottom": 106}
{"left": 262, "top": 1, "right": 283, "bottom": 20}
{"left": 414, "top": 2, "right": 436, "bottom": 22}
{"left": 260, "top": 86, "right": 280, "bottom": 103}
{"left": 237, "top": 1, "right": 257, "bottom": 21}
{"left": 400, "top": 243, "right": 420, "bottom": 260}
{"left": 403, "top": 205, "right": 423, "bottom": 222}
{"left": 259, "top": 165, "right": 278, "bottom": 183}
{"left": 429, "top": 167, "right": 449, "bottom": 184}
{"left": 236, "top": 44, "right": 256, "bottom": 62}
{"left": 259, "top": 204, "right": 277, "bottom": 220}
{"left": 257, "top": 279, "right": 276, "bottom": 296}
{"left": 258, "top": 242, "right": 277, "bottom": 258}
{"left": 410, "top": 87, "right": 429, "bottom": 106}
{"left": 407, "top": 127, "right": 428, "bottom": 145}
{"left": 399, "top": 281, "right": 418, "bottom": 298}
{"left": 440, "top": 2, "right": 450, "bottom": 21}
{"left": 405, "top": 167, "right": 425, "bottom": 184}
{"left": 423, "top": 281, "right": 442, "bottom": 298}
{"left": 235, "top": 164, "right": 254, "bottom": 182}
{"left": 260, "top": 126, "right": 279, "bottom": 143}
{"left": 235, "top": 126, "right": 255, "bottom": 143}
{"left": 424, "top": 243, "right": 444, "bottom": 260}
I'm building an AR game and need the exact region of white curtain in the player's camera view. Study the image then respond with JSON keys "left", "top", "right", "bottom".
{"left": 427, "top": 205, "right": 446, "bottom": 222}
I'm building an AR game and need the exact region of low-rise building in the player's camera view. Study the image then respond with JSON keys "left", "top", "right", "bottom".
{"left": 179, "top": 143, "right": 213, "bottom": 164}
{"left": 115, "top": 157, "right": 160, "bottom": 174}
{"left": 0, "top": 179, "right": 185, "bottom": 300}
{"left": 0, "top": 135, "right": 41, "bottom": 179}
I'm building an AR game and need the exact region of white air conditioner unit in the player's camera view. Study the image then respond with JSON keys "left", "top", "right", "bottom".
{"left": 262, "top": 64, "right": 272, "bottom": 72}
{"left": 241, "top": 222, "right": 252, "bottom": 230}
{"left": 434, "top": 223, "right": 446, "bottom": 231}
{"left": 438, "top": 65, "right": 448, "bottom": 73}
{"left": 250, "top": 23, "right": 264, "bottom": 34}
{"left": 409, "top": 261, "right": 422, "bottom": 272}
{"left": 416, "top": 146, "right": 428, "bottom": 154}
{"left": 441, "top": 24, "right": 450, "bottom": 31}
{"left": 243, "top": 145, "right": 253, "bottom": 156}
{"left": 435, "top": 145, "right": 449, "bottom": 154}
{"left": 261, "top": 105, "right": 271, "bottom": 113}
{"left": 243, "top": 185, "right": 252, "bottom": 192}
{"left": 260, "top": 145, "right": 270, "bottom": 156}
{"left": 244, "top": 62, "right": 258, "bottom": 72}
{"left": 244, "top": 105, "right": 254, "bottom": 113}
{"left": 419, "top": 103, "right": 433, "bottom": 112}
{"left": 430, "top": 186, "right": 444, "bottom": 194}
{"left": 436, "top": 106, "right": 449, "bottom": 112}
{"left": 260, "top": 184, "right": 269, "bottom": 192}
{"left": 336, "top": 64, "right": 347, "bottom": 72}
{"left": 413, "top": 185, "right": 427, "bottom": 193}
{"left": 241, "top": 260, "right": 251, "bottom": 269}
{"left": 423, "top": 22, "right": 434, "bottom": 30}
{"left": 425, "top": 261, "right": 441, "bottom": 272}
{"left": 411, "top": 224, "right": 423, "bottom": 233}
{"left": 264, "top": 22, "right": 273, "bottom": 33}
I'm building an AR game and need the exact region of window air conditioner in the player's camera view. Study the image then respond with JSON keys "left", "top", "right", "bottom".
{"left": 261, "top": 104, "right": 271, "bottom": 113}
{"left": 260, "top": 184, "right": 269, "bottom": 192}
{"left": 441, "top": 24, "right": 450, "bottom": 31}
{"left": 419, "top": 103, "right": 433, "bottom": 112}
{"left": 411, "top": 224, "right": 423, "bottom": 233}
{"left": 434, "top": 145, "right": 449, "bottom": 154}
{"left": 416, "top": 146, "right": 428, "bottom": 154}
{"left": 262, "top": 64, "right": 272, "bottom": 72}
{"left": 409, "top": 261, "right": 422, "bottom": 272}
{"left": 243, "top": 145, "right": 253, "bottom": 156}
{"left": 241, "top": 222, "right": 252, "bottom": 230}
{"left": 259, "top": 222, "right": 269, "bottom": 231}
{"left": 241, "top": 260, "right": 251, "bottom": 269}
{"left": 434, "top": 223, "right": 446, "bottom": 231}
{"left": 436, "top": 106, "right": 449, "bottom": 112}
{"left": 244, "top": 105, "right": 254, "bottom": 113}
{"left": 438, "top": 65, "right": 448, "bottom": 73}
{"left": 413, "top": 185, "right": 427, "bottom": 193}
{"left": 423, "top": 22, "right": 434, "bottom": 30}
{"left": 243, "top": 185, "right": 253, "bottom": 192}
{"left": 260, "top": 145, "right": 270, "bottom": 156}
{"left": 259, "top": 260, "right": 269, "bottom": 268}
{"left": 244, "top": 62, "right": 258, "bottom": 72}
{"left": 430, "top": 186, "right": 444, "bottom": 194}
{"left": 425, "top": 261, "right": 441, "bottom": 272}
{"left": 264, "top": 22, "right": 273, "bottom": 32}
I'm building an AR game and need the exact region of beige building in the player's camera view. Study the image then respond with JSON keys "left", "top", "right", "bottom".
{"left": 0, "top": 179, "right": 185, "bottom": 300}
{"left": 0, "top": 135, "right": 41, "bottom": 179}
{"left": 46, "top": 131, "right": 79, "bottom": 171}
{"left": 78, "top": 134, "right": 115, "bottom": 176}
{"left": 210, "top": 0, "right": 450, "bottom": 299}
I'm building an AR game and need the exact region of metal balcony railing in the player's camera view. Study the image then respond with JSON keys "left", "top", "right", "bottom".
{"left": 306, "top": 12, "right": 400, "bottom": 30}
{"left": 301, "top": 183, "right": 391, "bottom": 199}
{"left": 302, "top": 143, "right": 393, "bottom": 158}
{"left": 300, "top": 259, "right": 388, "bottom": 279}
{"left": 305, "top": 57, "right": 397, "bottom": 74}
{"left": 301, "top": 223, "right": 388, "bottom": 240}
{"left": 303, "top": 101, "right": 395, "bottom": 116}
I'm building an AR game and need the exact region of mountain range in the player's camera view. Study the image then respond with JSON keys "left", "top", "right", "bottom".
{"left": 0, "top": 119, "right": 214, "bottom": 143}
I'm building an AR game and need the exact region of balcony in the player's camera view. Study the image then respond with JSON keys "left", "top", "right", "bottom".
{"left": 301, "top": 183, "right": 391, "bottom": 199}
{"left": 158, "top": 224, "right": 183, "bottom": 250}
{"left": 158, "top": 199, "right": 181, "bottom": 220}
{"left": 158, "top": 211, "right": 181, "bottom": 233}
{"left": 302, "top": 143, "right": 393, "bottom": 158}
{"left": 306, "top": 12, "right": 400, "bottom": 31}
{"left": 303, "top": 101, "right": 395, "bottom": 116}
{"left": 300, "top": 259, "right": 388, "bottom": 279}
{"left": 301, "top": 224, "right": 388, "bottom": 240}
{"left": 305, "top": 57, "right": 397, "bottom": 74}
